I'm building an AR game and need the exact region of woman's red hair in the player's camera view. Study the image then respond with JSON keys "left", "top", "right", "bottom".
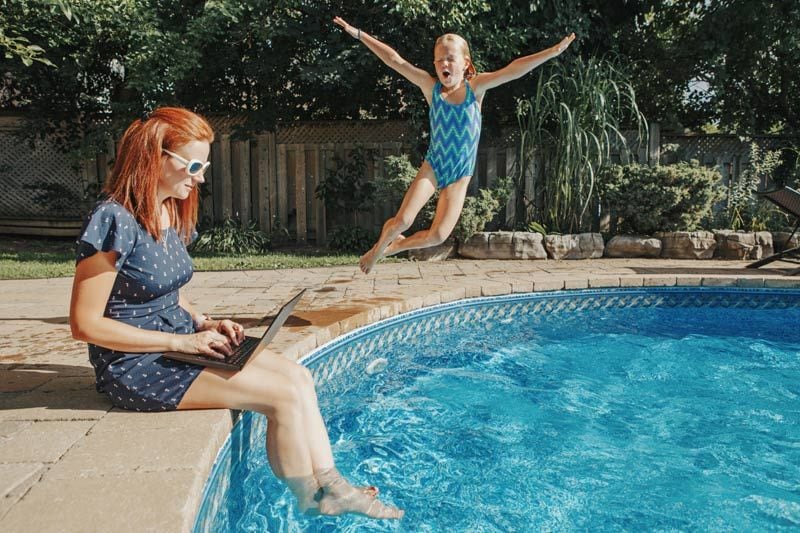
{"left": 104, "top": 107, "right": 214, "bottom": 243}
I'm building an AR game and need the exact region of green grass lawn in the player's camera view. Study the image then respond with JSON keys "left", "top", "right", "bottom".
{"left": 0, "top": 236, "right": 402, "bottom": 280}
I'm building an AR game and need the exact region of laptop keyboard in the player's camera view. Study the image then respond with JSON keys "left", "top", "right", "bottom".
{"left": 225, "top": 336, "right": 260, "bottom": 367}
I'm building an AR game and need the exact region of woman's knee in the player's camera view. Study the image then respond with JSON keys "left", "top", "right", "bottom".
{"left": 289, "top": 365, "right": 317, "bottom": 396}
{"left": 269, "top": 382, "right": 304, "bottom": 423}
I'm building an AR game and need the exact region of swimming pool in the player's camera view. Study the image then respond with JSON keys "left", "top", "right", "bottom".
{"left": 195, "top": 288, "right": 800, "bottom": 531}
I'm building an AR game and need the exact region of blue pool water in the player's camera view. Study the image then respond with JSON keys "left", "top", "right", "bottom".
{"left": 195, "top": 288, "right": 800, "bottom": 531}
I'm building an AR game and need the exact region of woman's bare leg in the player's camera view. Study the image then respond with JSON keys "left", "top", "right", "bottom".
{"left": 178, "top": 363, "right": 320, "bottom": 509}
{"left": 383, "top": 175, "right": 471, "bottom": 257}
{"left": 359, "top": 161, "right": 437, "bottom": 274}
{"left": 177, "top": 354, "right": 400, "bottom": 518}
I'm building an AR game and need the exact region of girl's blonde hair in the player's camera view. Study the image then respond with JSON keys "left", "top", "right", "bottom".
{"left": 434, "top": 34, "right": 477, "bottom": 79}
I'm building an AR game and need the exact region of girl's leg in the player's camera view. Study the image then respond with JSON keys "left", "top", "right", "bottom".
{"left": 359, "top": 161, "right": 437, "bottom": 274}
{"left": 383, "top": 175, "right": 471, "bottom": 257}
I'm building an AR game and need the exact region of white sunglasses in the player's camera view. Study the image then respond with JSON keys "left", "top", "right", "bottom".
{"left": 163, "top": 149, "right": 211, "bottom": 176}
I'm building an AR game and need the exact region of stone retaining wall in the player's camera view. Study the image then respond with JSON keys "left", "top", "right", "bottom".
{"left": 414, "top": 230, "right": 792, "bottom": 261}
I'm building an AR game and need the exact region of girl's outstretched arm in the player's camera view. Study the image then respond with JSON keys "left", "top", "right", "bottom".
{"left": 333, "top": 16, "right": 435, "bottom": 93}
{"left": 472, "top": 33, "right": 576, "bottom": 96}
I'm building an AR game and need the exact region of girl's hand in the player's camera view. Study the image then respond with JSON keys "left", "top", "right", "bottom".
{"left": 555, "top": 33, "right": 576, "bottom": 54}
{"left": 333, "top": 16, "right": 350, "bottom": 31}
{"left": 333, "top": 16, "right": 358, "bottom": 39}
{"left": 175, "top": 330, "right": 235, "bottom": 360}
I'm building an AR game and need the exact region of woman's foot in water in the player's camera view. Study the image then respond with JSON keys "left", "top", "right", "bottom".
{"left": 316, "top": 468, "right": 403, "bottom": 519}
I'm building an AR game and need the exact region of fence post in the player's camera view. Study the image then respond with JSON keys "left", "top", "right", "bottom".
{"left": 648, "top": 122, "right": 661, "bottom": 166}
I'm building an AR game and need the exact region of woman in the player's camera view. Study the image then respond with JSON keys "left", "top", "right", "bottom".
{"left": 69, "top": 107, "right": 402, "bottom": 519}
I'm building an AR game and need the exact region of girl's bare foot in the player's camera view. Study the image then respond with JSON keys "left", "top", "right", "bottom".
{"left": 359, "top": 245, "right": 383, "bottom": 274}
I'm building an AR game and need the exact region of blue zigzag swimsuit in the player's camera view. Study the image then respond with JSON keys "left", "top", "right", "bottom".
{"left": 425, "top": 80, "right": 482, "bottom": 189}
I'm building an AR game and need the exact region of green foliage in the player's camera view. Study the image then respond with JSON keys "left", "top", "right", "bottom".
{"left": 526, "top": 221, "right": 547, "bottom": 235}
{"left": 374, "top": 154, "right": 417, "bottom": 207}
{"left": 315, "top": 148, "right": 375, "bottom": 225}
{"left": 517, "top": 55, "right": 647, "bottom": 234}
{"left": 599, "top": 162, "right": 724, "bottom": 235}
{"left": 720, "top": 143, "right": 798, "bottom": 231}
{"left": 327, "top": 225, "right": 375, "bottom": 253}
{"left": 191, "top": 218, "right": 270, "bottom": 255}
{"left": 453, "top": 177, "right": 513, "bottom": 242}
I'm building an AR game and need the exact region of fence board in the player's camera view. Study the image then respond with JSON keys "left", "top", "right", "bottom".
{"left": 312, "top": 146, "right": 326, "bottom": 245}
{"left": 277, "top": 143, "right": 288, "bottom": 230}
{"left": 231, "top": 140, "right": 251, "bottom": 224}
{"left": 505, "top": 147, "right": 516, "bottom": 226}
{"left": 253, "top": 135, "right": 268, "bottom": 233}
{"left": 294, "top": 144, "right": 307, "bottom": 244}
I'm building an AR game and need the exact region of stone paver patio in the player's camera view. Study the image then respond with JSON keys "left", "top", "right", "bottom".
{"left": 2, "top": 258, "right": 799, "bottom": 532}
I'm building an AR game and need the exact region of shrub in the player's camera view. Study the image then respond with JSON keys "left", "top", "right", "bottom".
{"left": 315, "top": 148, "right": 376, "bottom": 225}
{"left": 599, "top": 162, "right": 724, "bottom": 235}
{"left": 454, "top": 177, "right": 513, "bottom": 242}
{"left": 191, "top": 218, "right": 270, "bottom": 255}
{"left": 719, "top": 143, "right": 794, "bottom": 231}
{"left": 327, "top": 226, "right": 375, "bottom": 253}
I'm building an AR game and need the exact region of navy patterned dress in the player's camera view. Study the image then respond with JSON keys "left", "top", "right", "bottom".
{"left": 76, "top": 200, "right": 203, "bottom": 411}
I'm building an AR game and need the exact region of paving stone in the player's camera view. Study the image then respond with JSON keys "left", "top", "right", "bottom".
{"left": 643, "top": 276, "right": 677, "bottom": 287}
{"left": 0, "top": 463, "right": 45, "bottom": 519}
{"left": 0, "top": 469, "right": 200, "bottom": 533}
{"left": 0, "top": 420, "right": 94, "bottom": 463}
{"left": 563, "top": 278, "right": 589, "bottom": 290}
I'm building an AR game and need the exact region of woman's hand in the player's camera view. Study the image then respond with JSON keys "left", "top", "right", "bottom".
{"left": 174, "top": 330, "right": 235, "bottom": 359}
{"left": 196, "top": 317, "right": 245, "bottom": 344}
{"left": 555, "top": 33, "right": 576, "bottom": 54}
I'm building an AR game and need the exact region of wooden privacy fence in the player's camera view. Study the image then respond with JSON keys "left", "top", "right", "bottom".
{"left": 6, "top": 116, "right": 798, "bottom": 238}
{"left": 190, "top": 134, "right": 517, "bottom": 245}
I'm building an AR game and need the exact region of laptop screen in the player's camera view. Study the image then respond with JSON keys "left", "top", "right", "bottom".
{"left": 253, "top": 288, "right": 306, "bottom": 351}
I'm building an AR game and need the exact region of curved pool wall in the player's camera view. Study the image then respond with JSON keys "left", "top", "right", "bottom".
{"left": 193, "top": 287, "right": 800, "bottom": 531}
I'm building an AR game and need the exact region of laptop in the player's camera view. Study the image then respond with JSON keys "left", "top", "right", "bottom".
{"left": 164, "top": 289, "right": 306, "bottom": 370}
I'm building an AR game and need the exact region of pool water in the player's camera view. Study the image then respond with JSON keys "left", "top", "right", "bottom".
{"left": 196, "top": 289, "right": 800, "bottom": 531}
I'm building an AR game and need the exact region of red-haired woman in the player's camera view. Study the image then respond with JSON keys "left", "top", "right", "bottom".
{"left": 69, "top": 107, "right": 402, "bottom": 519}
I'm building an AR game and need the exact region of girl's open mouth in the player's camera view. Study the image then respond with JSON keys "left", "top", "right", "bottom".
{"left": 442, "top": 69, "right": 451, "bottom": 79}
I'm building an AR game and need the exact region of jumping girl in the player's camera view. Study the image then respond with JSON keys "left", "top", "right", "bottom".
{"left": 333, "top": 16, "right": 575, "bottom": 274}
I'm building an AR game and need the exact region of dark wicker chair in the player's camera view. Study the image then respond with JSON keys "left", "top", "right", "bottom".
{"left": 747, "top": 186, "right": 800, "bottom": 275}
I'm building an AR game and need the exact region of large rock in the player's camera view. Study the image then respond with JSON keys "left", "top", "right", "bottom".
{"left": 604, "top": 235, "right": 662, "bottom": 258}
{"left": 714, "top": 230, "right": 757, "bottom": 260}
{"left": 408, "top": 238, "right": 457, "bottom": 261}
{"left": 656, "top": 231, "right": 716, "bottom": 259}
{"left": 772, "top": 231, "right": 800, "bottom": 252}
{"left": 544, "top": 233, "right": 604, "bottom": 260}
{"left": 713, "top": 231, "right": 774, "bottom": 260}
{"left": 458, "top": 231, "right": 546, "bottom": 260}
